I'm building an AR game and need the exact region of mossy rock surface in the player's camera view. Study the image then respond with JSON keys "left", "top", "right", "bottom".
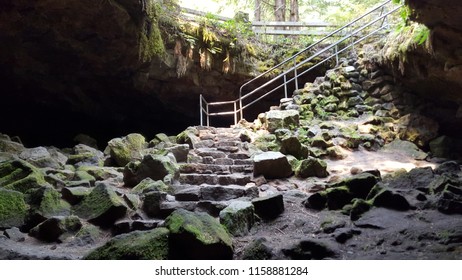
{"left": 29, "top": 215, "right": 82, "bottom": 242}
{"left": 0, "top": 160, "right": 48, "bottom": 193}
{"left": 85, "top": 228, "right": 170, "bottom": 260}
{"left": 219, "top": 200, "right": 255, "bottom": 237}
{"left": 107, "top": 133, "right": 147, "bottom": 167}
{"left": 0, "top": 188, "right": 28, "bottom": 229}
{"left": 295, "top": 158, "right": 329, "bottom": 178}
{"left": 131, "top": 178, "right": 171, "bottom": 194}
{"left": 165, "top": 209, "right": 233, "bottom": 259}
{"left": 123, "top": 154, "right": 179, "bottom": 187}
{"left": 28, "top": 186, "right": 71, "bottom": 217}
{"left": 73, "top": 183, "right": 128, "bottom": 227}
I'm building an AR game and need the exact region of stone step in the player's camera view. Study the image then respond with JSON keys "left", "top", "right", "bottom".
{"left": 195, "top": 148, "right": 227, "bottom": 159}
{"left": 179, "top": 163, "right": 230, "bottom": 174}
{"left": 178, "top": 173, "right": 252, "bottom": 186}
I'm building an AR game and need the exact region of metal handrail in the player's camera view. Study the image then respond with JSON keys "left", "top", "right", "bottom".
{"left": 200, "top": 0, "right": 403, "bottom": 126}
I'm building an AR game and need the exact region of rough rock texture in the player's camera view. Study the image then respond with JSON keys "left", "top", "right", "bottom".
{"left": 0, "top": 188, "right": 28, "bottom": 229}
{"left": 219, "top": 200, "right": 255, "bottom": 236}
{"left": 382, "top": 0, "right": 462, "bottom": 139}
{"left": 85, "top": 228, "right": 169, "bottom": 260}
{"left": 253, "top": 152, "right": 293, "bottom": 179}
{"left": 165, "top": 209, "right": 233, "bottom": 259}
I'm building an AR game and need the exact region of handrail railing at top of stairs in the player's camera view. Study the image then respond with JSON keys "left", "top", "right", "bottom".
{"left": 199, "top": 0, "right": 403, "bottom": 126}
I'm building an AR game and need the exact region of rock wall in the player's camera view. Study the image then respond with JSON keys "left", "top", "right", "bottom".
{"left": 380, "top": 0, "right": 462, "bottom": 138}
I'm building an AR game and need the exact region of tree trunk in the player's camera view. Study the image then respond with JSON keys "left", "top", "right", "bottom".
{"left": 274, "top": 0, "right": 286, "bottom": 22}
{"left": 254, "top": 0, "right": 261, "bottom": 22}
{"left": 289, "top": 0, "right": 299, "bottom": 22}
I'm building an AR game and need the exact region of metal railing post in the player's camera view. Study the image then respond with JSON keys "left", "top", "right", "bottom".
{"left": 239, "top": 92, "right": 243, "bottom": 121}
{"left": 283, "top": 75, "right": 288, "bottom": 99}
{"left": 199, "top": 94, "right": 203, "bottom": 126}
{"left": 234, "top": 101, "right": 237, "bottom": 125}
{"left": 293, "top": 57, "right": 299, "bottom": 91}
{"left": 334, "top": 45, "right": 339, "bottom": 65}
{"left": 206, "top": 103, "right": 210, "bottom": 126}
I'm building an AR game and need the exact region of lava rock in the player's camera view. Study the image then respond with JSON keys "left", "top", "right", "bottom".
{"left": 123, "top": 154, "right": 179, "bottom": 187}
{"left": 265, "top": 110, "right": 300, "bottom": 133}
{"left": 165, "top": 209, "right": 233, "bottom": 259}
{"left": 295, "top": 158, "right": 329, "bottom": 178}
{"left": 73, "top": 182, "right": 128, "bottom": 227}
{"left": 0, "top": 188, "right": 28, "bottom": 229}
{"left": 219, "top": 200, "right": 255, "bottom": 237}
{"left": 282, "top": 238, "right": 338, "bottom": 260}
{"left": 304, "top": 192, "right": 327, "bottom": 210}
{"left": 242, "top": 237, "right": 274, "bottom": 260}
{"left": 371, "top": 189, "right": 410, "bottom": 211}
{"left": 85, "top": 228, "right": 169, "bottom": 260}
{"left": 252, "top": 193, "right": 284, "bottom": 220}
{"left": 3, "top": 227, "right": 26, "bottom": 242}
{"left": 107, "top": 133, "right": 147, "bottom": 167}
{"left": 29, "top": 215, "right": 81, "bottom": 243}
{"left": 253, "top": 152, "right": 293, "bottom": 179}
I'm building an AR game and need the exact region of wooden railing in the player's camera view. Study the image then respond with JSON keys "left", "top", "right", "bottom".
{"left": 180, "top": 7, "right": 333, "bottom": 37}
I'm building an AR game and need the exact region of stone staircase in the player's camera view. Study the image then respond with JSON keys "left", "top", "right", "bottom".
{"left": 171, "top": 126, "right": 258, "bottom": 216}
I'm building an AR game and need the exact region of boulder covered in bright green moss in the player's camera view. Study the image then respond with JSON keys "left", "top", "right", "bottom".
{"left": 73, "top": 182, "right": 128, "bottom": 227}
{"left": 123, "top": 154, "right": 179, "bottom": 187}
{"left": 28, "top": 186, "right": 71, "bottom": 218}
{"left": 85, "top": 228, "right": 170, "bottom": 260}
{"left": 0, "top": 159, "right": 49, "bottom": 193}
{"left": 107, "top": 133, "right": 147, "bottom": 167}
{"left": 165, "top": 209, "right": 233, "bottom": 259}
{"left": 0, "top": 188, "right": 28, "bottom": 229}
{"left": 265, "top": 110, "right": 300, "bottom": 133}
{"left": 295, "top": 157, "right": 329, "bottom": 178}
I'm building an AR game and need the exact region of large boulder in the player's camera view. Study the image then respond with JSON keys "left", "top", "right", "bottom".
{"left": 19, "top": 147, "right": 65, "bottom": 169}
{"left": 165, "top": 209, "right": 233, "bottom": 259}
{"left": 0, "top": 135, "right": 25, "bottom": 154}
{"left": 295, "top": 158, "right": 329, "bottom": 178}
{"left": 252, "top": 193, "right": 284, "bottom": 220}
{"left": 219, "top": 200, "right": 255, "bottom": 237}
{"left": 73, "top": 182, "right": 128, "bottom": 227}
{"left": 0, "top": 188, "right": 28, "bottom": 229}
{"left": 265, "top": 110, "right": 300, "bottom": 133}
{"left": 382, "top": 139, "right": 428, "bottom": 160}
{"left": 29, "top": 215, "right": 82, "bottom": 242}
{"left": 28, "top": 186, "right": 71, "bottom": 218}
{"left": 123, "top": 154, "right": 179, "bottom": 187}
{"left": 253, "top": 152, "right": 293, "bottom": 179}
{"left": 280, "top": 136, "right": 308, "bottom": 159}
{"left": 107, "top": 133, "right": 147, "bottom": 167}
{"left": 85, "top": 228, "right": 170, "bottom": 260}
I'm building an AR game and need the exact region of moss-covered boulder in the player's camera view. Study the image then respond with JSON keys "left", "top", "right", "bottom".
{"left": 123, "top": 154, "right": 179, "bottom": 187}
{"left": 165, "top": 209, "right": 233, "bottom": 259}
{"left": 61, "top": 186, "right": 93, "bottom": 205}
{"left": 19, "top": 147, "right": 65, "bottom": 169}
{"left": 331, "top": 172, "right": 380, "bottom": 199}
{"left": 280, "top": 136, "right": 309, "bottom": 159}
{"left": 28, "top": 186, "right": 71, "bottom": 218}
{"left": 176, "top": 127, "right": 200, "bottom": 149}
{"left": 85, "top": 228, "right": 170, "bottom": 260}
{"left": 107, "top": 133, "right": 147, "bottom": 167}
{"left": 73, "top": 183, "right": 128, "bottom": 227}
{"left": 0, "top": 188, "right": 28, "bottom": 229}
{"left": 0, "top": 160, "right": 48, "bottom": 193}
{"left": 397, "top": 113, "right": 439, "bottom": 148}
{"left": 132, "top": 178, "right": 171, "bottom": 194}
{"left": 142, "top": 191, "right": 167, "bottom": 218}
{"left": 295, "top": 158, "right": 329, "bottom": 178}
{"left": 265, "top": 110, "right": 300, "bottom": 133}
{"left": 29, "top": 215, "right": 82, "bottom": 242}
{"left": 219, "top": 201, "right": 255, "bottom": 237}
{"left": 0, "top": 135, "right": 25, "bottom": 154}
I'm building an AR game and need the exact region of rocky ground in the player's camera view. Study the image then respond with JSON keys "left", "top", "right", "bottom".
{"left": 1, "top": 51, "right": 461, "bottom": 260}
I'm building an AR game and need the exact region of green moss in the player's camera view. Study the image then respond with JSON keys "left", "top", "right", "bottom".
{"left": 131, "top": 178, "right": 170, "bottom": 194}
{"left": 108, "top": 134, "right": 146, "bottom": 167}
{"left": 0, "top": 188, "right": 28, "bottom": 228}
{"left": 85, "top": 228, "right": 170, "bottom": 260}
{"left": 139, "top": 1, "right": 166, "bottom": 62}
{"left": 0, "top": 160, "right": 48, "bottom": 193}
{"left": 28, "top": 186, "right": 71, "bottom": 217}
{"left": 73, "top": 183, "right": 126, "bottom": 220}
{"left": 166, "top": 209, "right": 232, "bottom": 247}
